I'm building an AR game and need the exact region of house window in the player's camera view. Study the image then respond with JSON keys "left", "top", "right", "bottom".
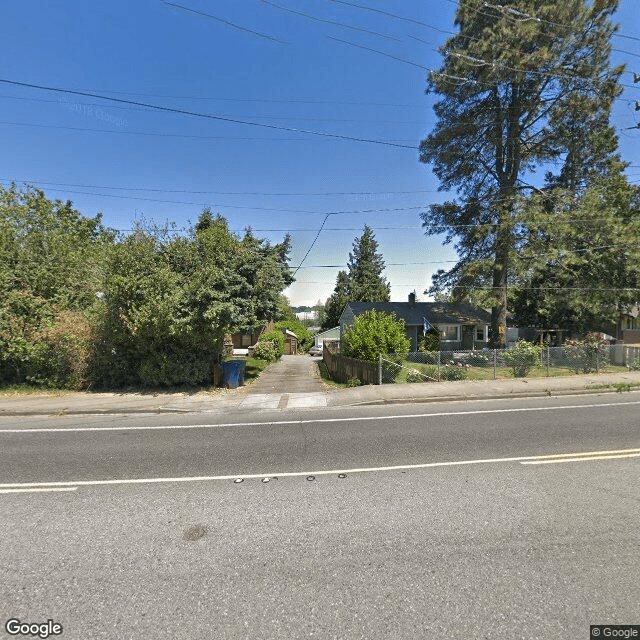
{"left": 476, "top": 326, "right": 485, "bottom": 341}
{"left": 241, "top": 334, "right": 252, "bottom": 347}
{"left": 441, "top": 325, "right": 460, "bottom": 341}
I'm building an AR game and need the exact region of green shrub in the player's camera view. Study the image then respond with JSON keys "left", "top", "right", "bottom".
{"left": 343, "top": 310, "right": 411, "bottom": 363}
{"left": 629, "top": 358, "right": 640, "bottom": 371}
{"left": 252, "top": 341, "right": 278, "bottom": 362}
{"left": 346, "top": 377, "right": 361, "bottom": 387}
{"left": 137, "top": 352, "right": 211, "bottom": 387}
{"left": 502, "top": 340, "right": 542, "bottom": 377}
{"left": 418, "top": 326, "right": 440, "bottom": 352}
{"left": 260, "top": 330, "right": 285, "bottom": 358}
{"left": 440, "top": 365, "right": 468, "bottom": 380}
{"left": 564, "top": 333, "right": 609, "bottom": 373}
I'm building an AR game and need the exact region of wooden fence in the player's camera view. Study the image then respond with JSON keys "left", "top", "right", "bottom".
{"left": 323, "top": 342, "right": 379, "bottom": 384}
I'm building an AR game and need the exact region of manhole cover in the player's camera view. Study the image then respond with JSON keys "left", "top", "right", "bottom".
{"left": 183, "top": 526, "right": 207, "bottom": 541}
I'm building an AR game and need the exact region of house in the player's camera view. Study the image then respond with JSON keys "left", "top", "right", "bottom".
{"left": 600, "top": 303, "right": 639, "bottom": 341}
{"left": 339, "top": 294, "right": 492, "bottom": 352}
{"left": 313, "top": 327, "right": 340, "bottom": 349}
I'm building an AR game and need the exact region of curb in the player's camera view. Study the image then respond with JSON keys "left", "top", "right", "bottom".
{"left": 329, "top": 385, "right": 640, "bottom": 407}
{"left": 2, "top": 385, "right": 638, "bottom": 417}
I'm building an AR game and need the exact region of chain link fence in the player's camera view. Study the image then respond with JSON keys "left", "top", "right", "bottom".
{"left": 379, "top": 345, "right": 640, "bottom": 384}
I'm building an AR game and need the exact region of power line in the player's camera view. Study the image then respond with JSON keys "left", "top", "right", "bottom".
{"left": 0, "top": 120, "right": 330, "bottom": 143}
{"left": 0, "top": 176, "right": 438, "bottom": 197}
{"left": 326, "top": 0, "right": 452, "bottom": 35}
{"left": 0, "top": 88, "right": 429, "bottom": 109}
{"left": 259, "top": 0, "right": 400, "bottom": 42}
{"left": 327, "top": 35, "right": 430, "bottom": 70}
{"left": 0, "top": 78, "right": 418, "bottom": 150}
{"left": 161, "top": 1, "right": 288, "bottom": 44}
{"left": 291, "top": 214, "right": 335, "bottom": 276}
{"left": 4, "top": 178, "right": 638, "bottom": 221}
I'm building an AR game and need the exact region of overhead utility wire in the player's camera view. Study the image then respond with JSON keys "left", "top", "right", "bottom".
{"left": 332, "top": 0, "right": 640, "bottom": 68}
{"left": 0, "top": 177, "right": 440, "bottom": 196}
{"left": 4, "top": 89, "right": 636, "bottom": 120}
{"left": 291, "top": 213, "right": 335, "bottom": 277}
{"left": 327, "top": 36, "right": 430, "bottom": 70}
{"left": 327, "top": 0, "right": 452, "bottom": 34}
{"left": 259, "top": 0, "right": 400, "bottom": 41}
{"left": 162, "top": 1, "right": 288, "bottom": 44}
{"left": 0, "top": 78, "right": 417, "bottom": 150}
{"left": 5, "top": 179, "right": 638, "bottom": 217}
{"left": 327, "top": 35, "right": 639, "bottom": 92}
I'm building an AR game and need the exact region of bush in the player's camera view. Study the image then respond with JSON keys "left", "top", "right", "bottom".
{"left": 564, "top": 333, "right": 609, "bottom": 373}
{"left": 346, "top": 377, "right": 361, "bottom": 387}
{"left": 502, "top": 340, "right": 542, "bottom": 377}
{"left": 418, "top": 326, "right": 440, "bottom": 352}
{"left": 343, "top": 310, "right": 411, "bottom": 363}
{"left": 460, "top": 351, "right": 491, "bottom": 367}
{"left": 252, "top": 340, "right": 278, "bottom": 362}
{"left": 440, "top": 364, "right": 468, "bottom": 381}
{"left": 629, "top": 358, "right": 640, "bottom": 371}
{"left": 260, "top": 330, "right": 285, "bottom": 358}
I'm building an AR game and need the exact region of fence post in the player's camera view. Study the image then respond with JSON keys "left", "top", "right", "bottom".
{"left": 547, "top": 346, "right": 550, "bottom": 377}
{"left": 378, "top": 353, "right": 382, "bottom": 385}
{"left": 493, "top": 349, "right": 497, "bottom": 380}
{"left": 437, "top": 350, "right": 441, "bottom": 382}
{"left": 596, "top": 347, "right": 600, "bottom": 374}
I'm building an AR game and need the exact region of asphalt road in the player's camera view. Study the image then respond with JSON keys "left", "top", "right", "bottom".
{"left": 1, "top": 393, "right": 639, "bottom": 639}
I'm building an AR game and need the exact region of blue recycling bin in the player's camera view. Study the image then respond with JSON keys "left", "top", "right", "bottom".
{"left": 221, "top": 360, "right": 245, "bottom": 388}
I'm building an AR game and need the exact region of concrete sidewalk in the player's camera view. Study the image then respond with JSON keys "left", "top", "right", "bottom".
{"left": 1, "top": 365, "right": 639, "bottom": 417}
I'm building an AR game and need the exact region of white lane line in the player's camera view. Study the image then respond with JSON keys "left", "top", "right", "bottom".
{"left": 1, "top": 400, "right": 640, "bottom": 434}
{"left": 521, "top": 452, "right": 640, "bottom": 465}
{"left": 0, "top": 448, "right": 638, "bottom": 490}
{"left": 0, "top": 487, "right": 78, "bottom": 494}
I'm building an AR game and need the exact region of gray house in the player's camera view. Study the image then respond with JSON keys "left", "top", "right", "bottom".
{"left": 339, "top": 295, "right": 492, "bottom": 351}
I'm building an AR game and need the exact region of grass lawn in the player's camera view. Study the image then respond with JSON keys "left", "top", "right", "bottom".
{"left": 239, "top": 357, "right": 271, "bottom": 384}
{"left": 394, "top": 361, "right": 632, "bottom": 383}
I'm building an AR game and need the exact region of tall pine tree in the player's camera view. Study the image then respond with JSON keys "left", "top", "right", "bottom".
{"left": 347, "top": 225, "right": 391, "bottom": 302}
{"left": 419, "top": 0, "right": 625, "bottom": 346}
{"left": 321, "top": 226, "right": 390, "bottom": 329}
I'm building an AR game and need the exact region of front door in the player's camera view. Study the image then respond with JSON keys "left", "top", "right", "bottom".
{"left": 461, "top": 324, "right": 474, "bottom": 350}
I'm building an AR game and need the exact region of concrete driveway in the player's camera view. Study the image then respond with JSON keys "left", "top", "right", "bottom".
{"left": 241, "top": 355, "right": 327, "bottom": 410}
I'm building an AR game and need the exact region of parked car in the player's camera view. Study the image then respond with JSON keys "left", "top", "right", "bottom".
{"left": 308, "top": 345, "right": 323, "bottom": 356}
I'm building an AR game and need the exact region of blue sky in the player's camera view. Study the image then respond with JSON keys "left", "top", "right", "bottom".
{"left": 2, "top": 0, "right": 639, "bottom": 307}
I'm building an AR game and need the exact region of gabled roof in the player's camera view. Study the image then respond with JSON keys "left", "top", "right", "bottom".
{"left": 314, "top": 326, "right": 340, "bottom": 338}
{"left": 342, "top": 301, "right": 491, "bottom": 326}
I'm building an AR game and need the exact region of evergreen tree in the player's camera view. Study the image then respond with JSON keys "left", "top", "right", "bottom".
{"left": 321, "top": 270, "right": 350, "bottom": 330}
{"left": 347, "top": 225, "right": 391, "bottom": 302}
{"left": 321, "top": 226, "right": 391, "bottom": 329}
{"left": 419, "top": 0, "right": 624, "bottom": 346}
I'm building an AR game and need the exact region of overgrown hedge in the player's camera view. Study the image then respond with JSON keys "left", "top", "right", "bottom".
{"left": 1, "top": 186, "right": 293, "bottom": 389}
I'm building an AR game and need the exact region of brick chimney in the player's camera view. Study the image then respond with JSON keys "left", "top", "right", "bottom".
{"left": 408, "top": 291, "right": 416, "bottom": 307}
